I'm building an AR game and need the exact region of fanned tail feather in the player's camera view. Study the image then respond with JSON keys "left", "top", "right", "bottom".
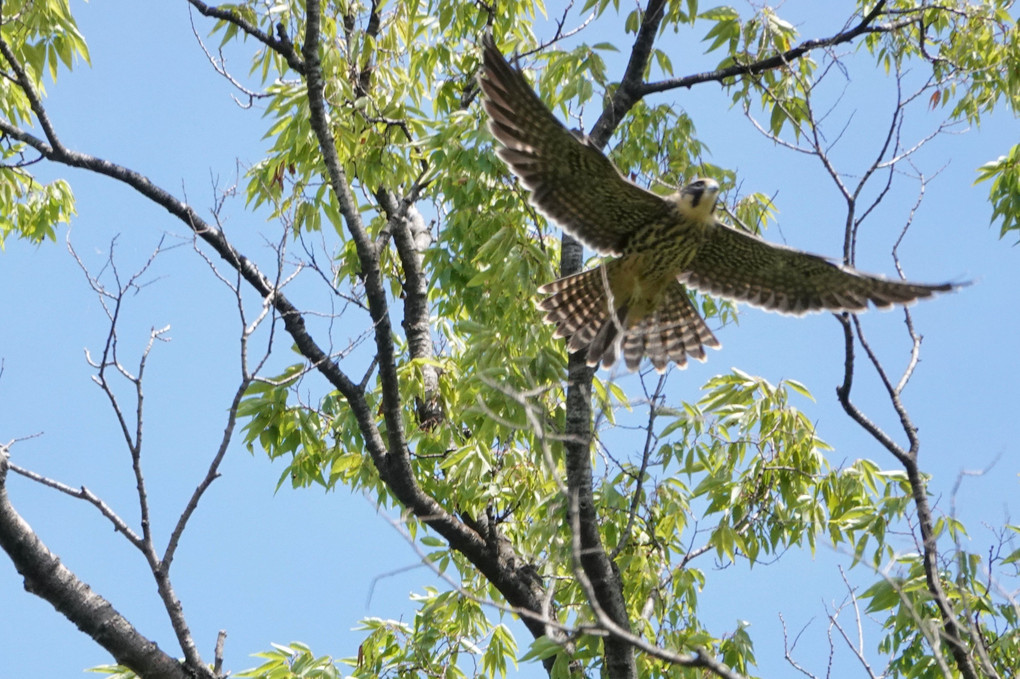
{"left": 538, "top": 271, "right": 720, "bottom": 372}
{"left": 538, "top": 267, "right": 616, "bottom": 349}
{"left": 621, "top": 282, "right": 721, "bottom": 373}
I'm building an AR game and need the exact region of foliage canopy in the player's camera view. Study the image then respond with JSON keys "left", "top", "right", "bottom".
{"left": 1, "top": 2, "right": 1018, "bottom": 679}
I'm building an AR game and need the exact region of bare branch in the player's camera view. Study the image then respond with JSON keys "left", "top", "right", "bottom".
{"left": 609, "top": 373, "right": 666, "bottom": 560}
{"left": 827, "top": 567, "right": 880, "bottom": 678}
{"left": 187, "top": 7, "right": 270, "bottom": 108}
{"left": 780, "top": 611, "right": 819, "bottom": 678}
{"left": 6, "top": 463, "right": 143, "bottom": 549}
{"left": 214, "top": 630, "right": 227, "bottom": 678}
{"left": 0, "top": 445, "right": 191, "bottom": 679}
{"left": 162, "top": 379, "right": 251, "bottom": 571}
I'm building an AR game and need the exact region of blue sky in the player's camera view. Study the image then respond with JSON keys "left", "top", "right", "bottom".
{"left": 1, "top": 2, "right": 1017, "bottom": 678}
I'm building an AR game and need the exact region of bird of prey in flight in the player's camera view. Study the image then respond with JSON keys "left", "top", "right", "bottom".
{"left": 478, "top": 36, "right": 957, "bottom": 373}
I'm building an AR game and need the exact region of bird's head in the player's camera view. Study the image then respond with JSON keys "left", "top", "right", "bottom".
{"left": 677, "top": 177, "right": 720, "bottom": 219}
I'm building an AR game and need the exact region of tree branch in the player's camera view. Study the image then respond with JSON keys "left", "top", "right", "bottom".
{"left": 186, "top": 0, "right": 304, "bottom": 74}
{"left": 559, "top": 3, "right": 669, "bottom": 678}
{"left": 5, "top": 463, "right": 143, "bottom": 549}
{"left": 568, "top": 493, "right": 748, "bottom": 679}
{"left": 638, "top": 3, "right": 899, "bottom": 96}
{"left": 374, "top": 187, "right": 443, "bottom": 427}
{"left": 301, "top": 0, "right": 409, "bottom": 478}
{"left": 0, "top": 446, "right": 190, "bottom": 679}
{"left": 736, "top": 10, "right": 983, "bottom": 672}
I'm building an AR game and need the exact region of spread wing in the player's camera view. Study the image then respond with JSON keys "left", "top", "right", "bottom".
{"left": 479, "top": 36, "right": 671, "bottom": 255}
{"left": 683, "top": 220, "right": 956, "bottom": 315}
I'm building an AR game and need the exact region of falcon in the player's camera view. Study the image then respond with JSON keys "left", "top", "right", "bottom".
{"left": 478, "top": 37, "right": 958, "bottom": 372}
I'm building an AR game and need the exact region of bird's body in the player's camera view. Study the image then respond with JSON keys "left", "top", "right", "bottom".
{"left": 537, "top": 187, "right": 717, "bottom": 370}
{"left": 479, "top": 37, "right": 958, "bottom": 372}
